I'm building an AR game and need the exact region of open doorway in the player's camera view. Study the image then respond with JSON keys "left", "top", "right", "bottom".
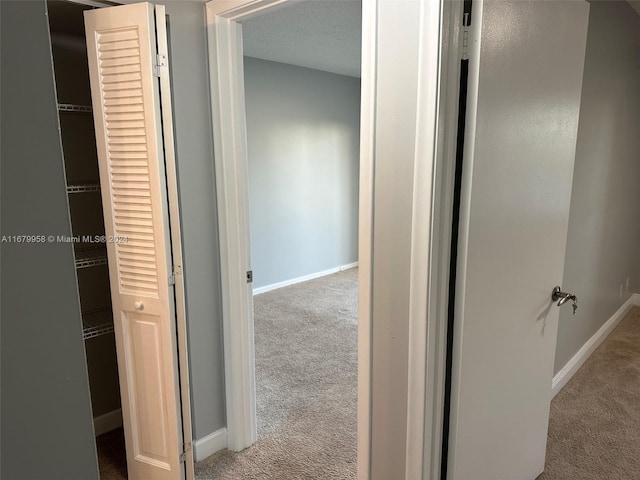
{"left": 196, "top": 1, "right": 361, "bottom": 477}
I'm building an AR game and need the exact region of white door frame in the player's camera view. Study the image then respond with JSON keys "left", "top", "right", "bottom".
{"left": 413, "top": 0, "right": 463, "bottom": 477}
{"left": 156, "top": 4, "right": 195, "bottom": 476}
{"left": 206, "top": 0, "right": 454, "bottom": 477}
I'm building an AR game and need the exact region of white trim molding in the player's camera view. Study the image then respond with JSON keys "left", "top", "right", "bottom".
{"left": 253, "top": 262, "right": 358, "bottom": 295}
{"left": 357, "top": 1, "right": 376, "bottom": 477}
{"left": 340, "top": 261, "right": 359, "bottom": 272}
{"left": 362, "top": 0, "right": 449, "bottom": 478}
{"left": 552, "top": 294, "right": 638, "bottom": 397}
{"left": 206, "top": 0, "right": 261, "bottom": 452}
{"left": 405, "top": 0, "right": 447, "bottom": 478}
{"left": 93, "top": 409, "right": 123, "bottom": 437}
{"left": 193, "top": 428, "right": 228, "bottom": 462}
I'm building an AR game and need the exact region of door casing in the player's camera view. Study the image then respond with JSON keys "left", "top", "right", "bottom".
{"left": 205, "top": 0, "right": 456, "bottom": 478}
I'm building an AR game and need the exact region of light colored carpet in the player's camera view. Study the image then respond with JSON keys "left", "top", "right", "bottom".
{"left": 538, "top": 306, "right": 640, "bottom": 479}
{"left": 99, "top": 285, "right": 638, "bottom": 479}
{"left": 195, "top": 268, "right": 358, "bottom": 480}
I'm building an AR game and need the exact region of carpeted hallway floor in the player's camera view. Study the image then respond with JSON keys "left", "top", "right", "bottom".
{"left": 195, "top": 268, "right": 358, "bottom": 480}
{"left": 539, "top": 306, "right": 640, "bottom": 479}
{"left": 98, "top": 274, "right": 640, "bottom": 479}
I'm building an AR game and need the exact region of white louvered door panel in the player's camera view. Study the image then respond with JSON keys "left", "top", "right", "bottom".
{"left": 84, "top": 4, "right": 184, "bottom": 480}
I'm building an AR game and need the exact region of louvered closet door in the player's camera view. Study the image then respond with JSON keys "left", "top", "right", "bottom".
{"left": 84, "top": 4, "right": 184, "bottom": 480}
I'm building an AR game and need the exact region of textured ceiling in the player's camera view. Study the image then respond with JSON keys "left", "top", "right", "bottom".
{"left": 241, "top": 0, "right": 362, "bottom": 78}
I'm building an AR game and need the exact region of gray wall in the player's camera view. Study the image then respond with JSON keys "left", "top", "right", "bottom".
{"left": 555, "top": 0, "right": 640, "bottom": 373}
{"left": 243, "top": 57, "right": 360, "bottom": 289}
{"left": 0, "top": 1, "right": 99, "bottom": 478}
{"left": 164, "top": 2, "right": 227, "bottom": 440}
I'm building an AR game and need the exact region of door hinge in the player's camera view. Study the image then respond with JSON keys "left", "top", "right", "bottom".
{"left": 246, "top": 270, "right": 253, "bottom": 284}
{"left": 463, "top": 0, "right": 473, "bottom": 26}
{"left": 179, "top": 441, "right": 192, "bottom": 462}
{"left": 153, "top": 54, "right": 167, "bottom": 77}
{"left": 169, "top": 265, "right": 182, "bottom": 286}
{"left": 462, "top": 0, "right": 472, "bottom": 60}
{"left": 462, "top": 28, "right": 470, "bottom": 60}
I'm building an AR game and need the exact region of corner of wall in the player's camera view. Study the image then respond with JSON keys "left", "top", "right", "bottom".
{"left": 193, "top": 428, "right": 228, "bottom": 462}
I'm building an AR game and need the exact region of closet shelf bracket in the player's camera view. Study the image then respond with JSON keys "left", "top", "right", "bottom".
{"left": 67, "top": 184, "right": 101, "bottom": 194}
{"left": 75, "top": 256, "right": 108, "bottom": 269}
{"left": 83, "top": 323, "right": 115, "bottom": 340}
{"left": 57, "top": 103, "right": 93, "bottom": 113}
{"left": 82, "top": 307, "right": 114, "bottom": 340}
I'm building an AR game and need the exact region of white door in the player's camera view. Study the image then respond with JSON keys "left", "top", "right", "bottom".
{"left": 85, "top": 3, "right": 186, "bottom": 479}
{"left": 447, "top": 1, "right": 589, "bottom": 479}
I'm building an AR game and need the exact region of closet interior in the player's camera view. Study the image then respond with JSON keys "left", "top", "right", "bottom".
{"left": 47, "top": 1, "right": 127, "bottom": 477}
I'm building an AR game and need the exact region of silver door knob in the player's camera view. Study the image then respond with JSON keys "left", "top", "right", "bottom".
{"left": 552, "top": 286, "right": 578, "bottom": 315}
{"left": 134, "top": 301, "right": 144, "bottom": 311}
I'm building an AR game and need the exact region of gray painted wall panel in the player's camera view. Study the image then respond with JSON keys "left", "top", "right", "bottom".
{"left": 555, "top": 1, "right": 640, "bottom": 373}
{"left": 0, "top": 1, "right": 98, "bottom": 478}
{"left": 164, "top": 2, "right": 227, "bottom": 439}
{"left": 243, "top": 57, "right": 360, "bottom": 289}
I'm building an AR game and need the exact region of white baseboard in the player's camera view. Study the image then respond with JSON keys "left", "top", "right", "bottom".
{"left": 253, "top": 262, "right": 358, "bottom": 295}
{"left": 339, "top": 261, "right": 359, "bottom": 271}
{"left": 552, "top": 294, "right": 638, "bottom": 397}
{"left": 194, "top": 428, "right": 227, "bottom": 462}
{"left": 93, "top": 409, "right": 123, "bottom": 437}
